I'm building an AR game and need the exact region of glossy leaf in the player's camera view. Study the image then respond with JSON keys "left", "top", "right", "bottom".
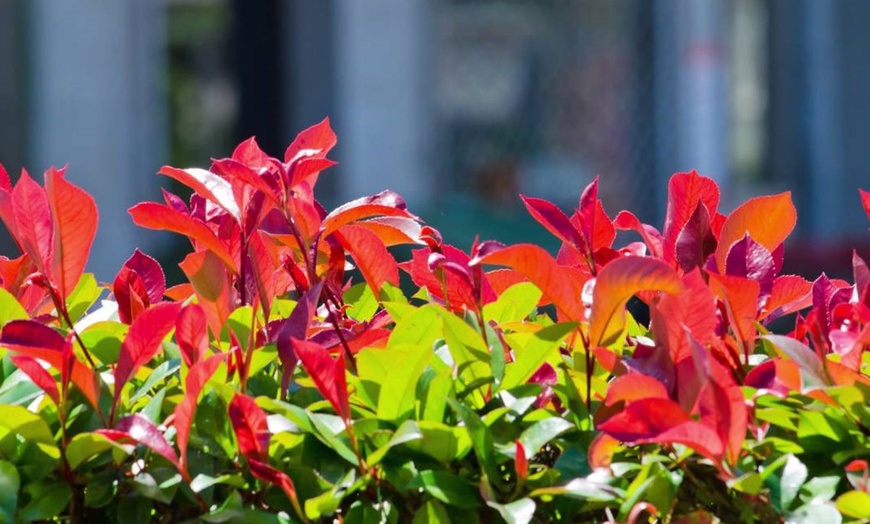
{"left": 114, "top": 302, "right": 183, "bottom": 405}
{"left": 174, "top": 353, "right": 224, "bottom": 471}
{"left": 715, "top": 192, "right": 796, "bottom": 272}
{"left": 335, "top": 224, "right": 399, "bottom": 296}
{"left": 9, "top": 355, "right": 59, "bottom": 405}
{"left": 294, "top": 339, "right": 350, "bottom": 421}
{"left": 284, "top": 116, "right": 337, "bottom": 164}
{"left": 101, "top": 414, "right": 180, "bottom": 468}
{"left": 589, "top": 256, "right": 683, "bottom": 348}
{"left": 664, "top": 171, "right": 720, "bottom": 263}
{"left": 763, "top": 335, "right": 832, "bottom": 390}
{"left": 129, "top": 202, "right": 237, "bottom": 272}
{"left": 228, "top": 393, "right": 270, "bottom": 461}
{"left": 45, "top": 167, "right": 99, "bottom": 299}
{"left": 158, "top": 166, "right": 240, "bottom": 220}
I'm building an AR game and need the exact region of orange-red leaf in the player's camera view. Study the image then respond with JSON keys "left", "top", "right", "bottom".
{"left": 474, "top": 243, "right": 588, "bottom": 321}
{"left": 715, "top": 192, "right": 796, "bottom": 271}
{"left": 334, "top": 224, "right": 399, "bottom": 297}
{"left": 129, "top": 202, "right": 237, "bottom": 272}
{"left": 44, "top": 168, "right": 98, "bottom": 299}
{"left": 179, "top": 250, "right": 233, "bottom": 337}
{"left": 589, "top": 257, "right": 683, "bottom": 348}
{"left": 176, "top": 304, "right": 209, "bottom": 368}
{"left": 175, "top": 353, "right": 224, "bottom": 473}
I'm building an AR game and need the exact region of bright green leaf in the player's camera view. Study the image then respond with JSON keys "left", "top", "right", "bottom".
{"left": 409, "top": 470, "right": 480, "bottom": 509}
{"left": 412, "top": 499, "right": 451, "bottom": 524}
{"left": 836, "top": 490, "right": 870, "bottom": 518}
{"left": 483, "top": 282, "right": 542, "bottom": 324}
{"left": 501, "top": 323, "right": 575, "bottom": 392}
{"left": 0, "top": 288, "right": 27, "bottom": 325}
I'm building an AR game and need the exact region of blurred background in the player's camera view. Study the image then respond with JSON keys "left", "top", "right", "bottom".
{"left": 0, "top": 0, "right": 868, "bottom": 281}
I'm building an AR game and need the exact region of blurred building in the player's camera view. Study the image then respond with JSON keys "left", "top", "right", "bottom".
{"left": 0, "top": 0, "right": 868, "bottom": 279}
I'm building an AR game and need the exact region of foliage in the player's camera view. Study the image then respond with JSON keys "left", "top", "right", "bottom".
{"left": 0, "top": 120, "right": 869, "bottom": 523}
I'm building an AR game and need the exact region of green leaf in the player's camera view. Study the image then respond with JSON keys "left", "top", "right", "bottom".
{"left": 18, "top": 479, "right": 71, "bottom": 522}
{"left": 388, "top": 304, "right": 441, "bottom": 348}
{"left": 116, "top": 494, "right": 152, "bottom": 524}
{"left": 787, "top": 502, "right": 842, "bottom": 524}
{"left": 800, "top": 476, "right": 840, "bottom": 504}
{"left": 66, "top": 432, "right": 133, "bottom": 470}
{"left": 344, "top": 282, "right": 379, "bottom": 322}
{"left": 530, "top": 477, "right": 624, "bottom": 502}
{"left": 366, "top": 420, "right": 424, "bottom": 467}
{"left": 0, "top": 288, "right": 28, "bottom": 325}
{"left": 345, "top": 499, "right": 399, "bottom": 524}
{"left": 518, "top": 417, "right": 574, "bottom": 458}
{"left": 66, "top": 273, "right": 101, "bottom": 323}
{"left": 85, "top": 470, "right": 118, "bottom": 508}
{"left": 0, "top": 405, "right": 59, "bottom": 460}
{"left": 836, "top": 490, "right": 870, "bottom": 519}
{"left": 486, "top": 498, "right": 535, "bottom": 524}
{"left": 189, "top": 473, "right": 246, "bottom": 493}
{"left": 377, "top": 345, "right": 432, "bottom": 422}
{"left": 500, "top": 323, "right": 575, "bottom": 391}
{"left": 409, "top": 470, "right": 480, "bottom": 509}
{"left": 0, "top": 460, "right": 20, "bottom": 522}
{"left": 440, "top": 311, "right": 491, "bottom": 406}
{"left": 448, "top": 399, "right": 497, "bottom": 481}
{"left": 778, "top": 454, "right": 808, "bottom": 510}
{"left": 80, "top": 321, "right": 127, "bottom": 365}
{"left": 483, "top": 282, "right": 542, "bottom": 324}
{"left": 129, "top": 358, "right": 180, "bottom": 403}
{"left": 403, "top": 420, "right": 472, "bottom": 463}
{"left": 412, "top": 499, "right": 452, "bottom": 524}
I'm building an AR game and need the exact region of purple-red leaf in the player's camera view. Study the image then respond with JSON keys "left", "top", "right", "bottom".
{"left": 229, "top": 393, "right": 270, "bottom": 461}
{"left": 101, "top": 414, "right": 180, "bottom": 468}
{"left": 114, "top": 249, "right": 166, "bottom": 324}
{"left": 294, "top": 338, "right": 350, "bottom": 422}
{"left": 521, "top": 195, "right": 586, "bottom": 252}
{"left": 675, "top": 202, "right": 716, "bottom": 272}
{"left": 159, "top": 166, "right": 240, "bottom": 220}
{"left": 114, "top": 302, "right": 183, "bottom": 405}
{"left": 589, "top": 257, "right": 683, "bottom": 348}
{"left": 664, "top": 171, "right": 720, "bottom": 264}
{"left": 715, "top": 192, "right": 796, "bottom": 272}
{"left": 321, "top": 191, "right": 412, "bottom": 237}
{"left": 724, "top": 234, "right": 776, "bottom": 298}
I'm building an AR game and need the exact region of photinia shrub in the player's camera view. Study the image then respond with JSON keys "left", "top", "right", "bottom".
{"left": 0, "top": 119, "right": 869, "bottom": 523}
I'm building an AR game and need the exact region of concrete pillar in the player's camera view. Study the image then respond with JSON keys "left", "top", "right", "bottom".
{"left": 334, "top": 0, "right": 432, "bottom": 208}
{"left": 28, "top": 0, "right": 167, "bottom": 280}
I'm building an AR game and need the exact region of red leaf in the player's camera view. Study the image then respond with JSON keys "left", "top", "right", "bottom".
{"left": 289, "top": 157, "right": 337, "bottom": 189}
{"left": 605, "top": 374, "right": 670, "bottom": 406}
{"left": 248, "top": 230, "right": 277, "bottom": 318}
{"left": 724, "top": 234, "right": 776, "bottom": 299}
{"left": 12, "top": 170, "right": 54, "bottom": 275}
{"left": 572, "top": 200, "right": 616, "bottom": 252}
{"left": 284, "top": 117, "right": 337, "bottom": 163}
{"left": 211, "top": 158, "right": 280, "bottom": 205}
{"left": 588, "top": 432, "right": 621, "bottom": 469}
{"left": 273, "top": 282, "right": 322, "bottom": 393}
{"left": 715, "top": 192, "right": 796, "bottom": 272}
{"left": 697, "top": 359, "right": 747, "bottom": 465}
{"left": 860, "top": 188, "right": 870, "bottom": 224}
{"left": 335, "top": 224, "right": 399, "bottom": 296}
{"left": 613, "top": 211, "right": 664, "bottom": 259}
{"left": 114, "top": 249, "right": 166, "bottom": 324}
{"left": 353, "top": 217, "right": 425, "bottom": 247}
{"left": 515, "top": 440, "right": 528, "bottom": 481}
{"left": 321, "top": 191, "right": 412, "bottom": 237}
{"left": 401, "top": 246, "right": 478, "bottom": 313}
{"left": 129, "top": 202, "right": 237, "bottom": 272}
{"left": 10, "top": 355, "right": 60, "bottom": 405}
{"left": 664, "top": 171, "right": 720, "bottom": 264}
{"left": 744, "top": 358, "right": 801, "bottom": 396}
{"left": 762, "top": 275, "right": 812, "bottom": 321}
{"left": 473, "top": 243, "right": 588, "bottom": 321}
{"left": 589, "top": 257, "right": 683, "bottom": 348}
{"left": 101, "top": 414, "right": 180, "bottom": 468}
{"left": 294, "top": 339, "right": 350, "bottom": 422}
{"left": 174, "top": 353, "right": 224, "bottom": 472}
{"left": 44, "top": 168, "right": 99, "bottom": 299}
{"left": 159, "top": 166, "right": 240, "bottom": 220}
{"left": 598, "top": 398, "right": 724, "bottom": 461}
{"left": 179, "top": 250, "right": 233, "bottom": 337}
{"left": 248, "top": 459, "right": 302, "bottom": 515}
{"left": 675, "top": 202, "right": 716, "bottom": 272}
{"left": 708, "top": 273, "right": 760, "bottom": 347}
{"left": 232, "top": 136, "right": 271, "bottom": 169}
{"left": 229, "top": 393, "right": 270, "bottom": 461}
{"left": 114, "top": 302, "right": 182, "bottom": 405}
{"left": 176, "top": 304, "right": 209, "bottom": 368}
{"left": 521, "top": 195, "right": 586, "bottom": 252}
{"left": 0, "top": 163, "right": 9, "bottom": 192}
